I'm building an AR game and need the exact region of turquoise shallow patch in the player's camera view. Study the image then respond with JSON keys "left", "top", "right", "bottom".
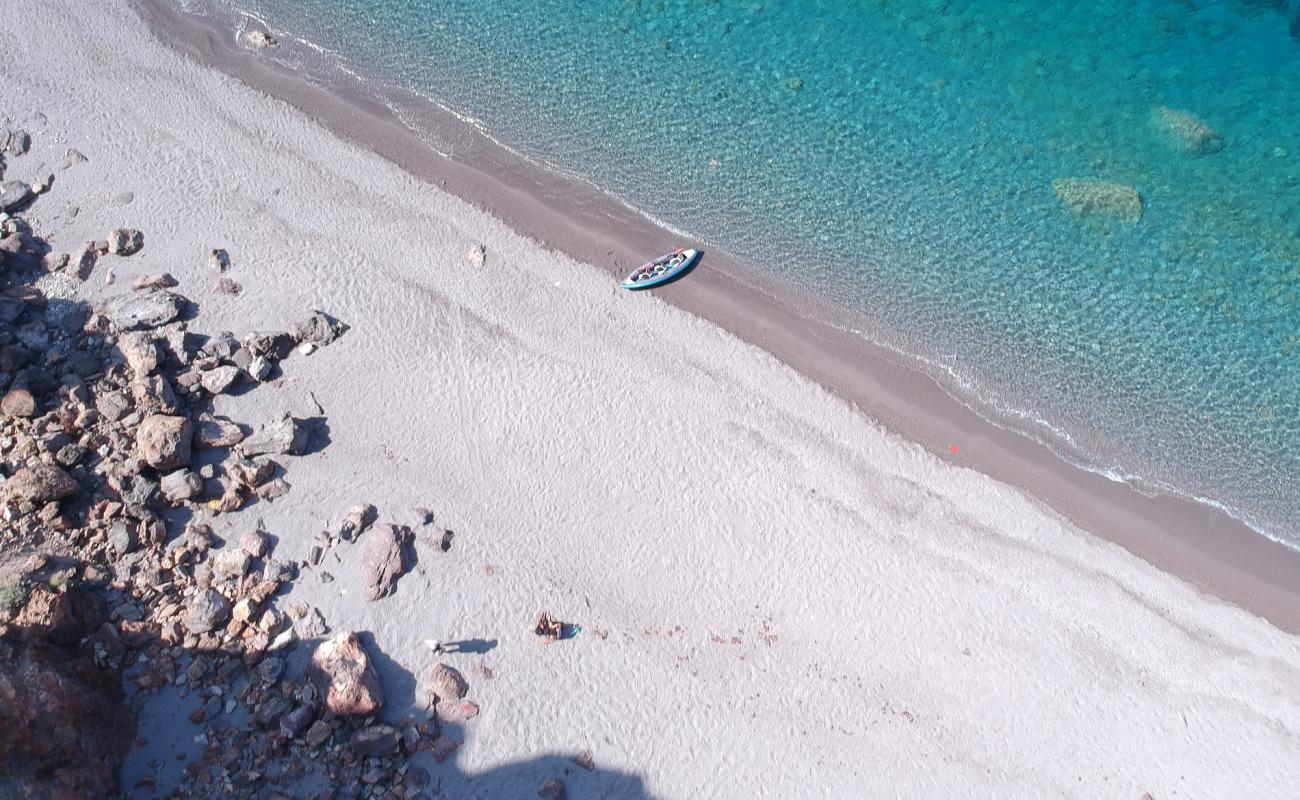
{"left": 207, "top": 0, "right": 1300, "bottom": 541}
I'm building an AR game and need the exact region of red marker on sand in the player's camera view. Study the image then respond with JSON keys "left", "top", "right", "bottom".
{"left": 948, "top": 444, "right": 959, "bottom": 455}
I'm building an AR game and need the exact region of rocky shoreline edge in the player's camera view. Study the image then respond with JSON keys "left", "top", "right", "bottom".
{"left": 0, "top": 119, "right": 575, "bottom": 799}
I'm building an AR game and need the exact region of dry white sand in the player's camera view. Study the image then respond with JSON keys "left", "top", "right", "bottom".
{"left": 5, "top": 1, "right": 1300, "bottom": 797}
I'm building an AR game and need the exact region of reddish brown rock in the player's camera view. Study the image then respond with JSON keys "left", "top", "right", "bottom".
{"left": 435, "top": 700, "right": 479, "bottom": 724}
{"left": 361, "top": 524, "right": 408, "bottom": 602}
{"left": 309, "top": 631, "right": 385, "bottom": 717}
{"left": 1, "top": 385, "right": 36, "bottom": 418}
{"left": 426, "top": 663, "right": 468, "bottom": 703}
{"left": 4, "top": 464, "right": 78, "bottom": 503}
{"left": 537, "top": 778, "right": 566, "bottom": 800}
{"left": 135, "top": 413, "right": 192, "bottom": 470}
{"left": 429, "top": 735, "right": 460, "bottom": 764}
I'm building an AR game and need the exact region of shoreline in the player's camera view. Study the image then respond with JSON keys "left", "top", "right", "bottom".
{"left": 134, "top": 0, "right": 1300, "bottom": 634}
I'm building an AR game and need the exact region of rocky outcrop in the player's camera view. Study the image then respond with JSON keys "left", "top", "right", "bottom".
{"left": 1050, "top": 178, "right": 1143, "bottom": 222}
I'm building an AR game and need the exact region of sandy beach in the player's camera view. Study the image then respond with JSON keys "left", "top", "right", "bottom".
{"left": 3, "top": 0, "right": 1300, "bottom": 797}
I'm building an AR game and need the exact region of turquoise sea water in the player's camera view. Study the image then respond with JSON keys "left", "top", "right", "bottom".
{"left": 188, "top": 0, "right": 1300, "bottom": 542}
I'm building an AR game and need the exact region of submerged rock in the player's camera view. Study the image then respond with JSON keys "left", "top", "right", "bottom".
{"left": 1150, "top": 106, "right": 1224, "bottom": 154}
{"left": 1050, "top": 178, "right": 1143, "bottom": 222}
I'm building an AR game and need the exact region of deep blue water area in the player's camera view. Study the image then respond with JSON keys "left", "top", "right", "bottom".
{"left": 188, "top": 0, "right": 1300, "bottom": 542}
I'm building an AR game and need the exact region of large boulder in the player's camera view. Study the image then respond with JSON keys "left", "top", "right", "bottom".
{"left": 136, "top": 414, "right": 193, "bottom": 470}
{"left": 102, "top": 290, "right": 184, "bottom": 330}
{"left": 361, "top": 524, "right": 409, "bottom": 602}
{"left": 1050, "top": 178, "right": 1143, "bottom": 222}
{"left": 4, "top": 464, "right": 78, "bottom": 503}
{"left": 309, "top": 631, "right": 385, "bottom": 717}
{"left": 1150, "top": 106, "right": 1224, "bottom": 154}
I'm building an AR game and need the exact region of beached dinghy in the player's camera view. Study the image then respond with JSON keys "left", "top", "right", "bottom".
{"left": 621, "top": 248, "right": 701, "bottom": 290}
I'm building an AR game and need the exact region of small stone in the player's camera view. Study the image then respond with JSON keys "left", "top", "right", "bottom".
{"left": 0, "top": 181, "right": 33, "bottom": 214}
{"left": 196, "top": 416, "right": 246, "bottom": 448}
{"left": 537, "top": 778, "right": 566, "bottom": 800}
{"left": 247, "top": 355, "right": 273, "bottom": 382}
{"left": 4, "top": 130, "right": 31, "bottom": 157}
{"left": 118, "top": 331, "right": 161, "bottom": 376}
{"left": 184, "top": 589, "right": 231, "bottom": 634}
{"left": 62, "top": 148, "right": 88, "bottom": 169}
{"left": 429, "top": 735, "right": 460, "bottom": 764}
{"left": 213, "top": 548, "right": 251, "bottom": 580}
{"left": 304, "top": 720, "right": 333, "bottom": 748}
{"left": 466, "top": 243, "right": 487, "bottom": 268}
{"left": 309, "top": 631, "right": 385, "bottom": 717}
{"left": 106, "top": 228, "right": 145, "bottom": 256}
{"left": 213, "top": 277, "right": 242, "bottom": 295}
{"left": 136, "top": 414, "right": 193, "bottom": 470}
{"left": 132, "top": 273, "right": 178, "bottom": 290}
{"left": 106, "top": 521, "right": 138, "bottom": 558}
{"left": 245, "top": 29, "right": 278, "bottom": 48}
{"left": 4, "top": 464, "right": 78, "bottom": 503}
{"left": 1, "top": 386, "right": 36, "bottom": 418}
{"left": 232, "top": 597, "right": 259, "bottom": 623}
{"left": 291, "top": 310, "right": 349, "bottom": 347}
{"left": 160, "top": 469, "right": 202, "bottom": 503}
{"left": 240, "top": 529, "right": 269, "bottom": 559}
{"left": 280, "top": 704, "right": 314, "bottom": 738}
{"left": 209, "top": 249, "right": 230, "bottom": 272}
{"left": 200, "top": 365, "right": 241, "bottom": 395}
{"left": 571, "top": 751, "right": 594, "bottom": 771}
{"left": 350, "top": 724, "right": 400, "bottom": 757}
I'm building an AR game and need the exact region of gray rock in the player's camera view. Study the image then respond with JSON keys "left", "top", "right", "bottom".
{"left": 248, "top": 355, "right": 273, "bottom": 382}
{"left": 61, "top": 148, "right": 87, "bottom": 170}
{"left": 293, "top": 606, "right": 328, "bottom": 639}
{"left": 361, "top": 524, "right": 408, "bottom": 602}
{"left": 209, "top": 249, "right": 230, "bottom": 272}
{"left": 3, "top": 464, "right": 78, "bottom": 503}
{"left": 0, "top": 180, "right": 33, "bottom": 213}
{"left": 350, "top": 724, "right": 400, "bottom": 757}
{"left": 241, "top": 414, "right": 309, "bottom": 457}
{"left": 195, "top": 416, "right": 245, "bottom": 448}
{"left": 279, "top": 704, "right": 314, "bottom": 738}
{"left": 103, "top": 290, "right": 184, "bottom": 330}
{"left": 120, "top": 474, "right": 160, "bottom": 508}
{"left": 160, "top": 469, "right": 202, "bottom": 503}
{"left": 213, "top": 548, "right": 251, "bottom": 580}
{"left": 106, "top": 228, "right": 144, "bottom": 256}
{"left": 183, "top": 589, "right": 231, "bottom": 634}
{"left": 4, "top": 130, "right": 30, "bottom": 157}
{"left": 117, "top": 331, "right": 161, "bottom": 376}
{"left": 292, "top": 311, "right": 349, "bottom": 347}
{"left": 1150, "top": 106, "right": 1224, "bottom": 154}
{"left": 200, "top": 365, "right": 241, "bottom": 395}
{"left": 107, "top": 521, "right": 137, "bottom": 559}
{"left": 136, "top": 414, "right": 193, "bottom": 470}
{"left": 1050, "top": 178, "right": 1143, "bottom": 223}
{"left": 239, "top": 529, "right": 269, "bottom": 559}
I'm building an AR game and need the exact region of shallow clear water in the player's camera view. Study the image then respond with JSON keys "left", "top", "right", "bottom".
{"left": 190, "top": 0, "right": 1300, "bottom": 542}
